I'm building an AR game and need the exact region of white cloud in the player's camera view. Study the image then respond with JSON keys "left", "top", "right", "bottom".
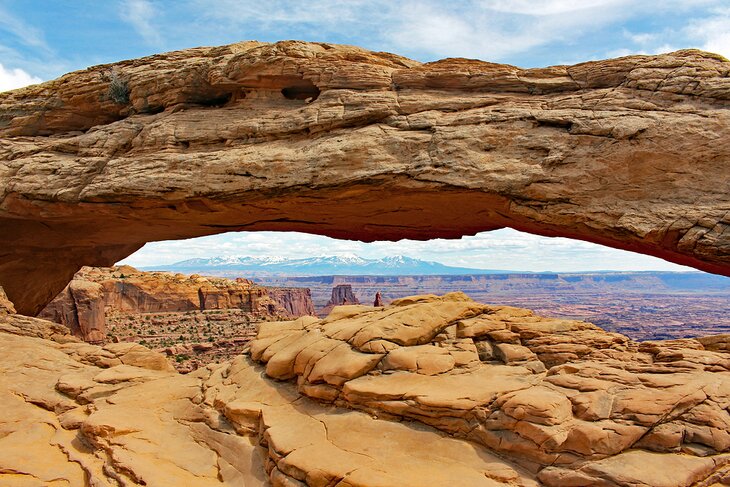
{"left": 685, "top": 8, "right": 730, "bottom": 58}
{"left": 625, "top": 31, "right": 658, "bottom": 45}
{"left": 0, "top": 7, "right": 50, "bottom": 52}
{"left": 187, "top": 0, "right": 730, "bottom": 64}
{"left": 118, "top": 229, "right": 691, "bottom": 273}
{"left": 0, "top": 63, "right": 41, "bottom": 92}
{"left": 200, "top": 0, "right": 372, "bottom": 25}
{"left": 605, "top": 43, "right": 677, "bottom": 59}
{"left": 480, "top": 0, "right": 629, "bottom": 16}
{"left": 120, "top": 0, "right": 164, "bottom": 47}
{"left": 385, "top": 0, "right": 720, "bottom": 62}
{"left": 383, "top": 0, "right": 641, "bottom": 61}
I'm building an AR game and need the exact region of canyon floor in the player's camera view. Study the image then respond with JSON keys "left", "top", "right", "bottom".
{"left": 2, "top": 291, "right": 730, "bottom": 486}
{"left": 106, "top": 309, "right": 261, "bottom": 373}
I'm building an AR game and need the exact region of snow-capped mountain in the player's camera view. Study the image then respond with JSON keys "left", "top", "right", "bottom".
{"left": 146, "top": 255, "right": 512, "bottom": 276}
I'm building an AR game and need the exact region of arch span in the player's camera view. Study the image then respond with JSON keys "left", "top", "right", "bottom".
{"left": 1, "top": 41, "right": 729, "bottom": 315}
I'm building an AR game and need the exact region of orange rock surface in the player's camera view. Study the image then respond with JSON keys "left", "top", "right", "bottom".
{"left": 1, "top": 41, "right": 729, "bottom": 315}
{"left": 2, "top": 291, "right": 730, "bottom": 486}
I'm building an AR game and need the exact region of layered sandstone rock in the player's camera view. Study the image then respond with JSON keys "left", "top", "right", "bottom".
{"left": 0, "top": 286, "right": 15, "bottom": 314}
{"left": 250, "top": 293, "right": 730, "bottom": 484}
{"left": 4, "top": 292, "right": 730, "bottom": 486}
{"left": 1, "top": 41, "right": 729, "bottom": 315}
{"left": 40, "top": 266, "right": 315, "bottom": 341}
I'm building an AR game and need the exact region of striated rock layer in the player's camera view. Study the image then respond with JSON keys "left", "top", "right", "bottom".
{"left": 40, "top": 265, "right": 315, "bottom": 342}
{"left": 1, "top": 41, "right": 729, "bottom": 315}
{"left": 2, "top": 291, "right": 730, "bottom": 486}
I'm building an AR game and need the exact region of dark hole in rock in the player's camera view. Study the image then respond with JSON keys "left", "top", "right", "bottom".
{"left": 535, "top": 119, "right": 573, "bottom": 131}
{"left": 281, "top": 80, "right": 321, "bottom": 101}
{"left": 142, "top": 105, "right": 164, "bottom": 115}
{"left": 192, "top": 92, "right": 233, "bottom": 107}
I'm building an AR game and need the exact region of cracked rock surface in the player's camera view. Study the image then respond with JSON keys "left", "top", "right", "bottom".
{"left": 1, "top": 41, "right": 729, "bottom": 315}
{"left": 2, "top": 292, "right": 730, "bottom": 486}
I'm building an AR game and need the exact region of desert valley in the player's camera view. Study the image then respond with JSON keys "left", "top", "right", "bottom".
{"left": 1, "top": 37, "right": 730, "bottom": 487}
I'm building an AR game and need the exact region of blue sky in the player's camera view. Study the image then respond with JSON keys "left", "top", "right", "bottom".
{"left": 3, "top": 1, "right": 728, "bottom": 271}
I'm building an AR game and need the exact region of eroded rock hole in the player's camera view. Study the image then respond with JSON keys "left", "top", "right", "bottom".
{"left": 281, "top": 80, "right": 321, "bottom": 101}
{"left": 191, "top": 92, "right": 233, "bottom": 107}
{"left": 141, "top": 104, "right": 164, "bottom": 115}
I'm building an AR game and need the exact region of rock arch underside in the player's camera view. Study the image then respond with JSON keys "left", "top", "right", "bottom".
{"left": 1, "top": 40, "right": 729, "bottom": 317}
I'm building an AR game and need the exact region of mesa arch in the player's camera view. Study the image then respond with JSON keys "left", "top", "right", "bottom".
{"left": 1, "top": 40, "right": 729, "bottom": 316}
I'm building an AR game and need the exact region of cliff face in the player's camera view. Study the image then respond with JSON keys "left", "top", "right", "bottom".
{"left": 3, "top": 292, "right": 730, "bottom": 486}
{"left": 1, "top": 41, "right": 729, "bottom": 316}
{"left": 319, "top": 284, "right": 361, "bottom": 316}
{"left": 39, "top": 266, "right": 314, "bottom": 341}
{"left": 265, "top": 287, "right": 316, "bottom": 317}
{"left": 45, "top": 279, "right": 106, "bottom": 343}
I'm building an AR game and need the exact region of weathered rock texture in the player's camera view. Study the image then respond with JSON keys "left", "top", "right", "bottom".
{"left": 2, "top": 292, "right": 730, "bottom": 486}
{"left": 1, "top": 41, "right": 729, "bottom": 315}
{"left": 40, "top": 265, "right": 315, "bottom": 342}
{"left": 249, "top": 293, "right": 730, "bottom": 485}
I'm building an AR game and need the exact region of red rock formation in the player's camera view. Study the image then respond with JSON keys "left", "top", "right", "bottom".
{"left": 319, "top": 284, "right": 360, "bottom": 316}
{"left": 39, "top": 266, "right": 314, "bottom": 341}
{"left": 374, "top": 291, "right": 383, "bottom": 307}
{"left": 266, "top": 287, "right": 316, "bottom": 317}
{"left": 41, "top": 278, "right": 106, "bottom": 343}
{"left": 1, "top": 42, "right": 729, "bottom": 316}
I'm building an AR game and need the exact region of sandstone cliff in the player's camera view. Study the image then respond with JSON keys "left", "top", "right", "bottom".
{"left": 2, "top": 292, "right": 730, "bottom": 486}
{"left": 40, "top": 266, "right": 315, "bottom": 342}
{"left": 1, "top": 41, "right": 729, "bottom": 316}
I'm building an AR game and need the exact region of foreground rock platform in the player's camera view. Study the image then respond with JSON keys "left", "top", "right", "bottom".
{"left": 2, "top": 292, "right": 730, "bottom": 486}
{"left": 1, "top": 41, "right": 730, "bottom": 315}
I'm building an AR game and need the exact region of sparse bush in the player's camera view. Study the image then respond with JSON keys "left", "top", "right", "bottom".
{"left": 103, "top": 69, "right": 130, "bottom": 105}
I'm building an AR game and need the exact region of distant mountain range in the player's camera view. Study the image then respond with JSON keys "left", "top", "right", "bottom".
{"left": 146, "top": 255, "right": 516, "bottom": 276}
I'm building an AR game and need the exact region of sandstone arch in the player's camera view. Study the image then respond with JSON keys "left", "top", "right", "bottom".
{"left": 1, "top": 41, "right": 729, "bottom": 316}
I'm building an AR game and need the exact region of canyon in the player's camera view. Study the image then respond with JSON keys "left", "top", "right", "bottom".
{"left": 1, "top": 41, "right": 730, "bottom": 316}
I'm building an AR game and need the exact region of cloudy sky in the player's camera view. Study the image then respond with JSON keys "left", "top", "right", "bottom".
{"left": 3, "top": 1, "right": 727, "bottom": 271}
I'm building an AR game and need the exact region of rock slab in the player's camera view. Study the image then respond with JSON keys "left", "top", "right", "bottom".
{"left": 2, "top": 292, "right": 730, "bottom": 486}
